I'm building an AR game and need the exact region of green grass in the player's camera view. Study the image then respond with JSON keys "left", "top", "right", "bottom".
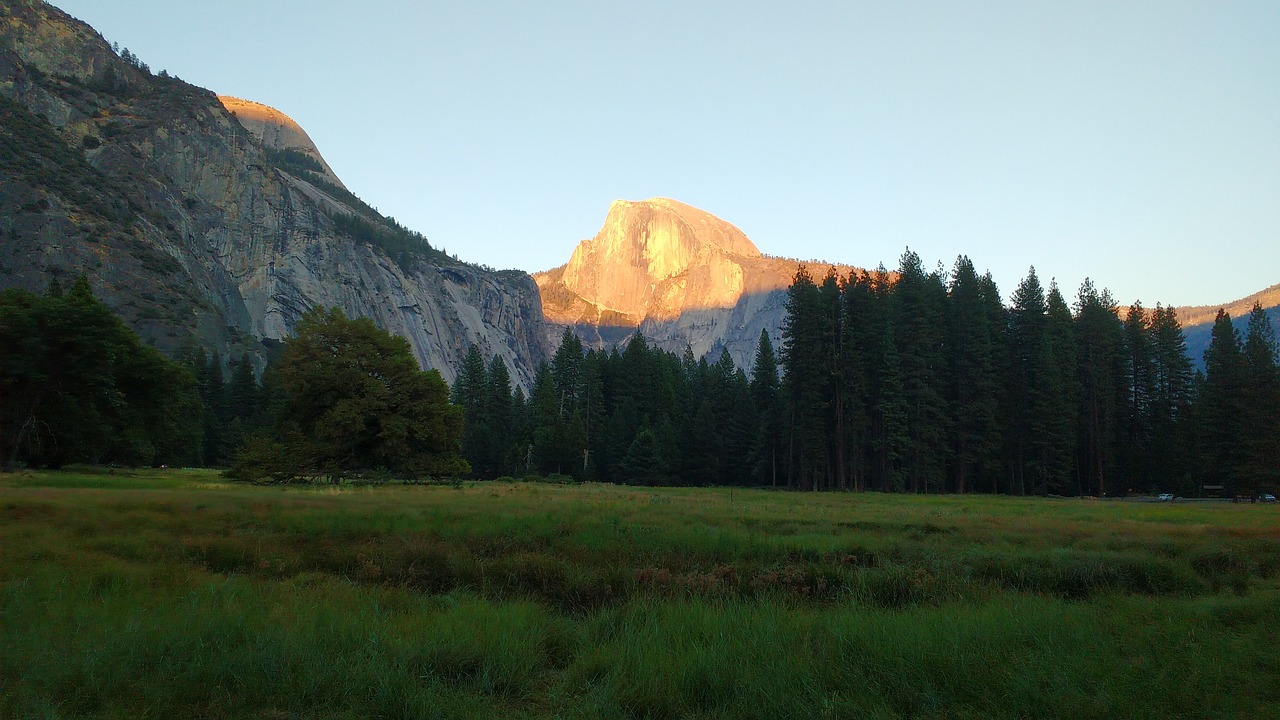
{"left": 2, "top": 469, "right": 1278, "bottom": 718}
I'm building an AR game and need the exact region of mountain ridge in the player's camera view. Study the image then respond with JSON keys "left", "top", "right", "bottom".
{"left": 0, "top": 0, "right": 550, "bottom": 387}
{"left": 534, "top": 197, "right": 859, "bottom": 367}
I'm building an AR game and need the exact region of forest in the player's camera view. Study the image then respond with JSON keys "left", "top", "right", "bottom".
{"left": 2, "top": 256, "right": 1278, "bottom": 498}
{"left": 453, "top": 251, "right": 1280, "bottom": 498}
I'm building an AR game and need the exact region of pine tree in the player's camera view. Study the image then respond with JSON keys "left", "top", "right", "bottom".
{"left": 200, "top": 350, "right": 226, "bottom": 464}
{"left": 1196, "top": 310, "right": 1243, "bottom": 495}
{"left": 532, "top": 332, "right": 589, "bottom": 478}
{"left": 1074, "top": 280, "right": 1126, "bottom": 496}
{"left": 1148, "top": 305, "right": 1195, "bottom": 494}
{"left": 1004, "top": 268, "right": 1047, "bottom": 495}
{"left": 891, "top": 251, "right": 950, "bottom": 493}
{"left": 946, "top": 257, "right": 1003, "bottom": 493}
{"left": 1238, "top": 303, "right": 1280, "bottom": 497}
{"left": 1, "top": 277, "right": 202, "bottom": 470}
{"left": 619, "top": 424, "right": 667, "bottom": 485}
{"left": 452, "top": 344, "right": 489, "bottom": 476}
{"left": 748, "top": 329, "right": 782, "bottom": 486}
{"left": 485, "top": 355, "right": 515, "bottom": 477}
{"left": 227, "top": 355, "right": 259, "bottom": 422}
{"left": 781, "top": 266, "right": 829, "bottom": 489}
{"left": 1037, "top": 283, "right": 1078, "bottom": 494}
{"left": 1120, "top": 302, "right": 1157, "bottom": 489}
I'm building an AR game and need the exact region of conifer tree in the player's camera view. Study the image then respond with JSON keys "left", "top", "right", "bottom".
{"left": 892, "top": 250, "right": 950, "bottom": 493}
{"left": 1120, "top": 302, "right": 1156, "bottom": 488}
{"left": 1148, "top": 305, "right": 1194, "bottom": 493}
{"left": 839, "top": 271, "right": 876, "bottom": 490}
{"left": 1, "top": 277, "right": 202, "bottom": 469}
{"left": 1004, "top": 268, "right": 1047, "bottom": 494}
{"left": 1036, "top": 283, "right": 1078, "bottom": 494}
{"left": 781, "top": 266, "right": 830, "bottom": 489}
{"left": 1074, "top": 280, "right": 1126, "bottom": 496}
{"left": 485, "top": 355, "right": 515, "bottom": 477}
{"left": 1196, "top": 310, "right": 1243, "bottom": 494}
{"left": 1238, "top": 303, "right": 1280, "bottom": 497}
{"left": 200, "top": 350, "right": 226, "bottom": 464}
{"left": 748, "top": 329, "right": 782, "bottom": 486}
{"left": 452, "top": 344, "right": 489, "bottom": 476}
{"left": 946, "top": 257, "right": 1002, "bottom": 493}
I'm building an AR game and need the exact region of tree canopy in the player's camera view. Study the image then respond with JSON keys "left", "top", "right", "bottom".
{"left": 227, "top": 307, "right": 466, "bottom": 482}
{"left": 0, "top": 277, "right": 201, "bottom": 470}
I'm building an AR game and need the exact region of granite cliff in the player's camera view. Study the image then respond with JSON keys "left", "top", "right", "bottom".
{"left": 535, "top": 198, "right": 858, "bottom": 367}
{"left": 0, "top": 0, "right": 549, "bottom": 387}
{"left": 217, "top": 95, "right": 347, "bottom": 191}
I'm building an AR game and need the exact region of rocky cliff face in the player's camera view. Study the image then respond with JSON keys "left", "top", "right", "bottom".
{"left": 535, "top": 198, "right": 857, "bottom": 367}
{"left": 217, "top": 95, "right": 347, "bottom": 190}
{"left": 0, "top": 0, "right": 549, "bottom": 387}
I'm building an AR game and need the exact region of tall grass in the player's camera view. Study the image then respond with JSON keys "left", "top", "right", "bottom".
{"left": 2, "top": 468, "right": 1278, "bottom": 718}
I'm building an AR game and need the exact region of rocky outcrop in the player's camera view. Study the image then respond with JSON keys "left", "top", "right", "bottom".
{"left": 0, "top": 0, "right": 549, "bottom": 387}
{"left": 535, "top": 198, "right": 858, "bottom": 367}
{"left": 217, "top": 95, "right": 347, "bottom": 190}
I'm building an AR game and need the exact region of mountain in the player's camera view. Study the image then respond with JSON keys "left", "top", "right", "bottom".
{"left": 1178, "top": 283, "right": 1280, "bottom": 366}
{"left": 534, "top": 198, "right": 858, "bottom": 367}
{"left": 217, "top": 95, "right": 347, "bottom": 191}
{"left": 0, "top": 0, "right": 549, "bottom": 387}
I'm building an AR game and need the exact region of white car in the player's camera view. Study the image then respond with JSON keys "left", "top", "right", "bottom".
{"left": 1157, "top": 493, "right": 1174, "bottom": 502}
{"left": 1262, "top": 494, "right": 1277, "bottom": 503}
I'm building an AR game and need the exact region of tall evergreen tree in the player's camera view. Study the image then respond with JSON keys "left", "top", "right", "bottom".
{"left": 532, "top": 331, "right": 589, "bottom": 477}
{"left": 1196, "top": 310, "right": 1243, "bottom": 495}
{"left": 1004, "top": 268, "right": 1047, "bottom": 495}
{"left": 485, "top": 355, "right": 516, "bottom": 477}
{"left": 1238, "top": 303, "right": 1280, "bottom": 497}
{"left": 1074, "top": 280, "right": 1126, "bottom": 496}
{"left": 1036, "top": 283, "right": 1078, "bottom": 494}
{"left": 1148, "top": 305, "right": 1195, "bottom": 493}
{"left": 748, "top": 329, "right": 783, "bottom": 486}
{"left": 1120, "top": 302, "right": 1157, "bottom": 489}
{"left": 781, "top": 266, "right": 829, "bottom": 489}
{"left": 946, "top": 257, "right": 1003, "bottom": 493}
{"left": 451, "top": 344, "right": 490, "bottom": 476}
{"left": 891, "top": 252, "right": 951, "bottom": 493}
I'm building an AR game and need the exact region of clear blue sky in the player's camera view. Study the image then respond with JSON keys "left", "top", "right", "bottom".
{"left": 52, "top": 0, "right": 1280, "bottom": 308}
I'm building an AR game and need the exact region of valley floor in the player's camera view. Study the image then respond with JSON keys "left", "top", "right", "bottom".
{"left": 2, "top": 469, "right": 1278, "bottom": 719}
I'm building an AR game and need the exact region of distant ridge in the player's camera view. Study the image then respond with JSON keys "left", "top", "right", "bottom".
{"left": 1176, "top": 282, "right": 1280, "bottom": 329}
{"left": 1178, "top": 283, "right": 1280, "bottom": 367}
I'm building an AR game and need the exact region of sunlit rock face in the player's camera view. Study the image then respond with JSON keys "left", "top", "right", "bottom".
{"left": 217, "top": 96, "right": 347, "bottom": 190}
{"left": 560, "top": 198, "right": 759, "bottom": 319}
{"left": 536, "top": 198, "right": 857, "bottom": 368}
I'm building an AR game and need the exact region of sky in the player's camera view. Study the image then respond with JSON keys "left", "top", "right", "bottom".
{"left": 50, "top": 0, "right": 1280, "bottom": 308}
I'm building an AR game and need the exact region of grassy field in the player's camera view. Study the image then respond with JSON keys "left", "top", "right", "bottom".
{"left": 2, "top": 468, "right": 1278, "bottom": 719}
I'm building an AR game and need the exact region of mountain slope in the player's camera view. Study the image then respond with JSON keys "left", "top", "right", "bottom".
{"left": 1178, "top": 283, "right": 1280, "bottom": 366}
{"left": 535, "top": 198, "right": 858, "bottom": 366}
{"left": 0, "top": 0, "right": 549, "bottom": 386}
{"left": 218, "top": 95, "right": 347, "bottom": 191}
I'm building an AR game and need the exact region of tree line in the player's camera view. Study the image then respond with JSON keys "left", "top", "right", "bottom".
{"left": 0, "top": 278, "right": 201, "bottom": 469}
{"left": 4, "top": 264, "right": 1276, "bottom": 496}
{"left": 453, "top": 251, "right": 1280, "bottom": 498}
{"left": 0, "top": 280, "right": 466, "bottom": 481}
{"left": 449, "top": 331, "right": 762, "bottom": 486}
{"left": 776, "top": 252, "right": 1278, "bottom": 497}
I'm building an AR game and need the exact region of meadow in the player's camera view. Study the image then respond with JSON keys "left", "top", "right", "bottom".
{"left": 2, "top": 468, "right": 1278, "bottom": 719}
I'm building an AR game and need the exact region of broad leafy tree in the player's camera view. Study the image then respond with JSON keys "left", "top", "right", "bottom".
{"left": 229, "top": 307, "right": 466, "bottom": 482}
